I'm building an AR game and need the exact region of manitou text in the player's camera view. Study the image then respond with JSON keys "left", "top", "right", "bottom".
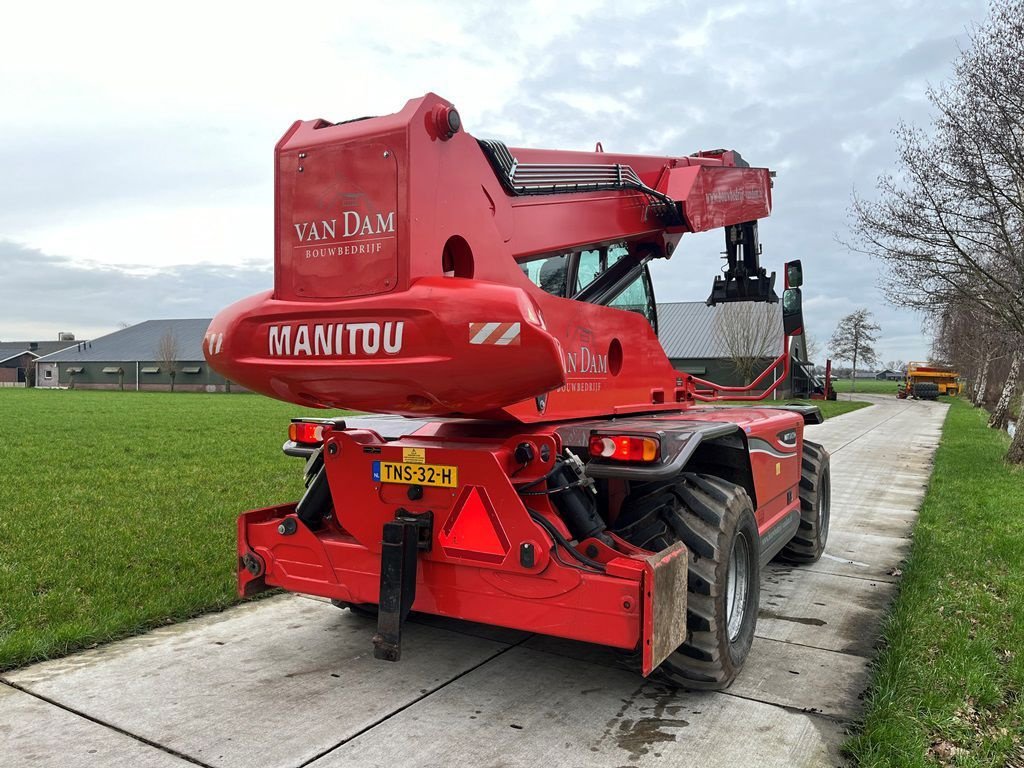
{"left": 268, "top": 322, "right": 405, "bottom": 357}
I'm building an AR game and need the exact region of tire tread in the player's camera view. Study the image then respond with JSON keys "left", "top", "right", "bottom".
{"left": 612, "top": 472, "right": 759, "bottom": 690}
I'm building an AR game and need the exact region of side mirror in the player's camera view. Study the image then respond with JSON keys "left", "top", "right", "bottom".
{"left": 783, "top": 288, "right": 804, "bottom": 336}
{"left": 785, "top": 260, "right": 803, "bottom": 288}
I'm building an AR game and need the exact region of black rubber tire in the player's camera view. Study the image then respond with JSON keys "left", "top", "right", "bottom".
{"left": 913, "top": 382, "right": 938, "bottom": 400}
{"left": 330, "top": 599, "right": 378, "bottom": 618}
{"left": 778, "top": 440, "right": 831, "bottom": 563}
{"left": 612, "top": 473, "right": 760, "bottom": 691}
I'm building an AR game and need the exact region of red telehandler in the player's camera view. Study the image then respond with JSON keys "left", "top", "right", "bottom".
{"left": 205, "top": 93, "right": 831, "bottom": 690}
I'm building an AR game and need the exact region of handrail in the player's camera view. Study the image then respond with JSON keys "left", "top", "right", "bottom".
{"left": 689, "top": 338, "right": 792, "bottom": 402}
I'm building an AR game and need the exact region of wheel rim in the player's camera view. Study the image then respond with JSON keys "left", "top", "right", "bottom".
{"left": 725, "top": 532, "right": 751, "bottom": 643}
{"left": 818, "top": 470, "right": 831, "bottom": 545}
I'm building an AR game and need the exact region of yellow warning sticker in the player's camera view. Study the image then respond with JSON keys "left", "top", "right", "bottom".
{"left": 403, "top": 447, "right": 426, "bottom": 464}
{"left": 775, "top": 462, "right": 781, "bottom": 476}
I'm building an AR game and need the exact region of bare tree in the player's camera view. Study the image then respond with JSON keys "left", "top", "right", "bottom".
{"left": 847, "top": 0, "right": 1024, "bottom": 461}
{"left": 803, "top": 333, "right": 822, "bottom": 364}
{"left": 157, "top": 331, "right": 180, "bottom": 392}
{"left": 929, "top": 299, "right": 1005, "bottom": 408}
{"left": 829, "top": 309, "right": 880, "bottom": 391}
{"left": 713, "top": 303, "right": 782, "bottom": 386}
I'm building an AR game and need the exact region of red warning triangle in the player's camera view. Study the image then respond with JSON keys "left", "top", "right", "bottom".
{"left": 441, "top": 487, "right": 507, "bottom": 557}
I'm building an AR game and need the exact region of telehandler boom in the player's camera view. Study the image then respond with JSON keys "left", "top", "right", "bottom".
{"left": 206, "top": 94, "right": 831, "bottom": 689}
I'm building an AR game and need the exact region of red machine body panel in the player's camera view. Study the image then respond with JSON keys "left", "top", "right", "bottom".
{"left": 206, "top": 93, "right": 778, "bottom": 422}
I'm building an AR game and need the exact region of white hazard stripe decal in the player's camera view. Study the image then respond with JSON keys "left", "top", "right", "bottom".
{"left": 205, "top": 332, "right": 224, "bottom": 355}
{"left": 469, "top": 322, "right": 521, "bottom": 346}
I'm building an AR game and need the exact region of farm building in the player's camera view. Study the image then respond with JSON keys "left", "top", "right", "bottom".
{"left": 0, "top": 337, "right": 81, "bottom": 387}
{"left": 34, "top": 319, "right": 231, "bottom": 392}
{"left": 657, "top": 301, "right": 808, "bottom": 398}
{"left": 876, "top": 368, "right": 903, "bottom": 380}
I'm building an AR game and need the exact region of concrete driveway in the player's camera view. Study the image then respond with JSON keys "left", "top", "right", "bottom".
{"left": 1, "top": 395, "right": 948, "bottom": 767}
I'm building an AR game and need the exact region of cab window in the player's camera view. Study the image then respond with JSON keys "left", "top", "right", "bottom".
{"left": 522, "top": 253, "right": 569, "bottom": 297}
{"left": 610, "top": 270, "right": 656, "bottom": 327}
{"left": 520, "top": 243, "right": 630, "bottom": 298}
{"left": 573, "top": 245, "right": 628, "bottom": 293}
{"left": 518, "top": 243, "right": 656, "bottom": 331}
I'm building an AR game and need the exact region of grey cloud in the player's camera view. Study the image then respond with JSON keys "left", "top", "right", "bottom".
{"left": 0, "top": 240, "right": 270, "bottom": 340}
{"left": 0, "top": 123, "right": 269, "bottom": 230}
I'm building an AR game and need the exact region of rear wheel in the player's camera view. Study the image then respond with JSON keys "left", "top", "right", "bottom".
{"left": 778, "top": 440, "right": 831, "bottom": 563}
{"left": 612, "top": 473, "right": 760, "bottom": 690}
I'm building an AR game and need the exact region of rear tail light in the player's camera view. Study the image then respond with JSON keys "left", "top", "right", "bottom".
{"left": 588, "top": 435, "right": 660, "bottom": 462}
{"left": 288, "top": 421, "right": 325, "bottom": 444}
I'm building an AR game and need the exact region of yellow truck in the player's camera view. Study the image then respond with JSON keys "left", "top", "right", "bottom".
{"left": 898, "top": 362, "right": 961, "bottom": 400}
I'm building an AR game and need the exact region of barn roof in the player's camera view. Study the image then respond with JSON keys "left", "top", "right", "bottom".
{"left": 0, "top": 339, "right": 82, "bottom": 363}
{"left": 657, "top": 301, "right": 785, "bottom": 359}
{"left": 36, "top": 319, "right": 211, "bottom": 363}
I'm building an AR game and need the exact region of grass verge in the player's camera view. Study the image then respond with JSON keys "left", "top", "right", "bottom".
{"left": 845, "top": 398, "right": 1024, "bottom": 767}
{"left": 0, "top": 389, "right": 335, "bottom": 670}
{"left": 725, "top": 399, "right": 871, "bottom": 420}
{"left": 834, "top": 378, "right": 900, "bottom": 394}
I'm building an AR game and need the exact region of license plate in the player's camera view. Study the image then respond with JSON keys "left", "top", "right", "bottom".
{"left": 372, "top": 461, "right": 458, "bottom": 488}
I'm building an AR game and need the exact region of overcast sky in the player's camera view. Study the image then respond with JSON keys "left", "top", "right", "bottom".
{"left": 0, "top": 0, "right": 988, "bottom": 363}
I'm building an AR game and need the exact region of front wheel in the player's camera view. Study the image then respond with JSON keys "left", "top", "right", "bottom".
{"left": 612, "top": 473, "right": 760, "bottom": 691}
{"left": 778, "top": 440, "right": 831, "bottom": 563}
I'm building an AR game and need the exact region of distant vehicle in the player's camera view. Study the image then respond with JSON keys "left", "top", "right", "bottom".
{"left": 898, "top": 362, "right": 960, "bottom": 400}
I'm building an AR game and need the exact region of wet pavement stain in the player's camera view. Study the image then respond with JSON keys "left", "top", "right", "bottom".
{"left": 591, "top": 683, "right": 691, "bottom": 761}
{"left": 758, "top": 609, "right": 827, "bottom": 626}
{"left": 615, "top": 716, "right": 689, "bottom": 761}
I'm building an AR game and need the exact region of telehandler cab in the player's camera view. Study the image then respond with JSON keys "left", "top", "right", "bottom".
{"left": 206, "top": 94, "right": 830, "bottom": 690}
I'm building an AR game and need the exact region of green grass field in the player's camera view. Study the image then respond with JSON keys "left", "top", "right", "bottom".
{"left": 833, "top": 378, "right": 900, "bottom": 394}
{"left": 0, "top": 389, "right": 334, "bottom": 670}
{"left": 846, "top": 398, "right": 1024, "bottom": 767}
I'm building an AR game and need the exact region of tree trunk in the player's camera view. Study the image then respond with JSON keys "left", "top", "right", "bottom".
{"left": 851, "top": 345, "right": 858, "bottom": 393}
{"left": 989, "top": 348, "right": 1021, "bottom": 430}
{"left": 1007, "top": 416, "right": 1024, "bottom": 464}
{"left": 974, "top": 353, "right": 991, "bottom": 407}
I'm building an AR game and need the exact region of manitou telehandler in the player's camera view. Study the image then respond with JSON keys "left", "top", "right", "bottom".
{"left": 205, "top": 94, "right": 831, "bottom": 690}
